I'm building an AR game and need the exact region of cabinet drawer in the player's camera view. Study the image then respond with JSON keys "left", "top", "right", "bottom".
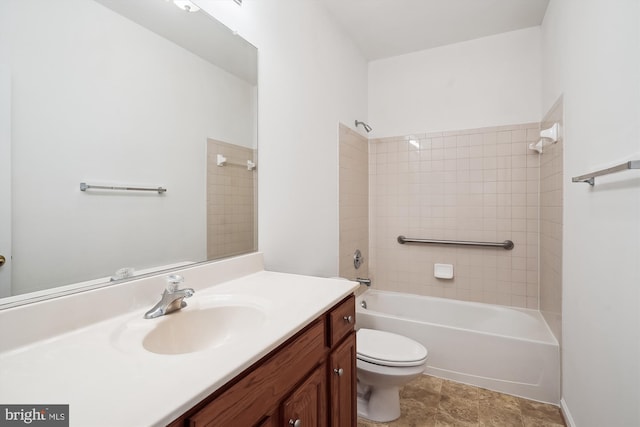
{"left": 188, "top": 318, "right": 326, "bottom": 427}
{"left": 328, "top": 295, "right": 355, "bottom": 347}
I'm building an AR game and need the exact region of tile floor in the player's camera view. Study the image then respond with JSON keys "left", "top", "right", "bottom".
{"left": 357, "top": 375, "right": 566, "bottom": 427}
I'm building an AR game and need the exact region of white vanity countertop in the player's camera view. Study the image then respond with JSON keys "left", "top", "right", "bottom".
{"left": 0, "top": 264, "right": 358, "bottom": 426}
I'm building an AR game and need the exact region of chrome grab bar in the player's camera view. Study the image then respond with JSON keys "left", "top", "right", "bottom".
{"left": 397, "top": 235, "right": 514, "bottom": 250}
{"left": 571, "top": 160, "right": 640, "bottom": 186}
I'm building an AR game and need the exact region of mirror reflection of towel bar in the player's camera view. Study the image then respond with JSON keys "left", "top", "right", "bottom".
{"left": 216, "top": 154, "right": 256, "bottom": 170}
{"left": 80, "top": 182, "right": 167, "bottom": 194}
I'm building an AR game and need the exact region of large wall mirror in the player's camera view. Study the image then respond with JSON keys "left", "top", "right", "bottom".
{"left": 0, "top": 0, "right": 258, "bottom": 307}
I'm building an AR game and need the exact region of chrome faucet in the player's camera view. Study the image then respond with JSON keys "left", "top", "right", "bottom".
{"left": 356, "top": 277, "right": 371, "bottom": 287}
{"left": 144, "top": 274, "right": 195, "bottom": 319}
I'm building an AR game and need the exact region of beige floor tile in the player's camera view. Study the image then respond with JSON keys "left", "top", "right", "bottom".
{"left": 401, "top": 377, "right": 442, "bottom": 407}
{"left": 518, "top": 399, "right": 565, "bottom": 425}
{"left": 393, "top": 399, "right": 437, "bottom": 427}
{"left": 478, "top": 405, "right": 524, "bottom": 427}
{"left": 436, "top": 394, "right": 479, "bottom": 425}
{"left": 522, "top": 416, "right": 566, "bottom": 427}
{"left": 358, "top": 419, "right": 388, "bottom": 427}
{"left": 358, "top": 375, "right": 565, "bottom": 427}
{"left": 478, "top": 388, "right": 521, "bottom": 413}
{"left": 434, "top": 417, "right": 479, "bottom": 427}
{"left": 441, "top": 380, "right": 479, "bottom": 401}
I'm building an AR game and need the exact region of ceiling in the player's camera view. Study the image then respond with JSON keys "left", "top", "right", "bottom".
{"left": 96, "top": 0, "right": 257, "bottom": 84}
{"left": 319, "top": 0, "right": 550, "bottom": 61}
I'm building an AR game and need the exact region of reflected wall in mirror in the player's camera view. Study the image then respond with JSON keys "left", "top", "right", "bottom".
{"left": 206, "top": 138, "right": 257, "bottom": 260}
{"left": 0, "top": 0, "right": 258, "bottom": 304}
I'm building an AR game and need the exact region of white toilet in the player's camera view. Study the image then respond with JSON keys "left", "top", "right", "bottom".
{"left": 356, "top": 328, "right": 428, "bottom": 422}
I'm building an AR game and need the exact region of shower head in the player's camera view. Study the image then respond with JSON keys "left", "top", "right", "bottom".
{"left": 355, "top": 120, "right": 372, "bottom": 133}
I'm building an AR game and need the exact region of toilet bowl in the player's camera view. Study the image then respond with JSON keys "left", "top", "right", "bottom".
{"left": 356, "top": 328, "right": 428, "bottom": 422}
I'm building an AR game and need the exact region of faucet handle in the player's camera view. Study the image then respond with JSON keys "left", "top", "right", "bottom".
{"left": 166, "top": 274, "right": 184, "bottom": 292}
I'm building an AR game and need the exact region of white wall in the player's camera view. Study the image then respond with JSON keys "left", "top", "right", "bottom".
{"left": 542, "top": 1, "right": 640, "bottom": 426}
{"left": 0, "top": 67, "right": 11, "bottom": 297}
{"left": 199, "top": 0, "right": 369, "bottom": 277}
{"left": 0, "top": 0, "right": 256, "bottom": 294}
{"left": 368, "top": 27, "right": 541, "bottom": 138}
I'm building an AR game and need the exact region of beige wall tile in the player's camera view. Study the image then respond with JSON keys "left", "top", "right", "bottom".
{"left": 369, "top": 123, "right": 540, "bottom": 308}
{"left": 539, "top": 98, "right": 564, "bottom": 342}
{"left": 206, "top": 138, "right": 257, "bottom": 260}
{"left": 339, "top": 124, "right": 369, "bottom": 286}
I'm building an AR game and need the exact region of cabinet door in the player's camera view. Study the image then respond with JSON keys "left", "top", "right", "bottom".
{"left": 282, "top": 365, "right": 327, "bottom": 427}
{"left": 329, "top": 332, "right": 356, "bottom": 427}
{"left": 255, "top": 410, "right": 278, "bottom": 427}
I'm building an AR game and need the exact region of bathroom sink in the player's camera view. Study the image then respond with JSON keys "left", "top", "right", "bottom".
{"left": 142, "top": 305, "right": 266, "bottom": 355}
{"left": 111, "top": 296, "right": 269, "bottom": 356}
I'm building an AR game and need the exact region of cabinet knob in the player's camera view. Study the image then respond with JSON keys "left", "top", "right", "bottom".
{"left": 334, "top": 368, "right": 344, "bottom": 376}
{"left": 288, "top": 419, "right": 301, "bottom": 427}
{"left": 343, "top": 315, "right": 353, "bottom": 323}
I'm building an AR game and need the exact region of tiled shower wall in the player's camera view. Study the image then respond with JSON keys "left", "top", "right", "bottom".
{"left": 206, "top": 138, "right": 257, "bottom": 260}
{"left": 369, "top": 123, "right": 541, "bottom": 308}
{"left": 339, "top": 124, "right": 369, "bottom": 282}
{"left": 539, "top": 98, "right": 564, "bottom": 341}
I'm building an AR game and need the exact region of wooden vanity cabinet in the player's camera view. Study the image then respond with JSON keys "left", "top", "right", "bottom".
{"left": 329, "top": 333, "right": 356, "bottom": 427}
{"left": 282, "top": 365, "right": 327, "bottom": 427}
{"left": 327, "top": 295, "right": 357, "bottom": 427}
{"left": 168, "top": 294, "right": 356, "bottom": 427}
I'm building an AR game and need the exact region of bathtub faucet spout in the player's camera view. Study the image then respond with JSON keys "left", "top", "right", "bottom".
{"left": 356, "top": 277, "right": 371, "bottom": 287}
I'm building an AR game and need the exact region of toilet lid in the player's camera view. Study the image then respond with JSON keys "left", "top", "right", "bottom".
{"left": 357, "top": 328, "right": 428, "bottom": 367}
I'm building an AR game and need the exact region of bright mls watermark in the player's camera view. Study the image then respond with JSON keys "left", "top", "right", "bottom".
{"left": 0, "top": 405, "right": 68, "bottom": 426}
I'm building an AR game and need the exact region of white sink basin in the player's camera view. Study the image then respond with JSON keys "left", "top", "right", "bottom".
{"left": 143, "top": 305, "right": 266, "bottom": 355}
{"left": 111, "top": 295, "right": 269, "bottom": 355}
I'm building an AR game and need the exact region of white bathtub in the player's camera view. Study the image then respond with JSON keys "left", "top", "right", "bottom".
{"left": 356, "top": 289, "right": 560, "bottom": 404}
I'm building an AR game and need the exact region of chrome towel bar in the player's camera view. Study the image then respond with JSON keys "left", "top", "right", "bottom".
{"left": 397, "top": 235, "right": 514, "bottom": 250}
{"left": 572, "top": 160, "right": 640, "bottom": 186}
{"left": 80, "top": 182, "right": 167, "bottom": 194}
{"left": 216, "top": 154, "right": 256, "bottom": 170}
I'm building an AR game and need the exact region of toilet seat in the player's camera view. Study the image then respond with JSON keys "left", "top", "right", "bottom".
{"left": 357, "top": 328, "right": 428, "bottom": 367}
